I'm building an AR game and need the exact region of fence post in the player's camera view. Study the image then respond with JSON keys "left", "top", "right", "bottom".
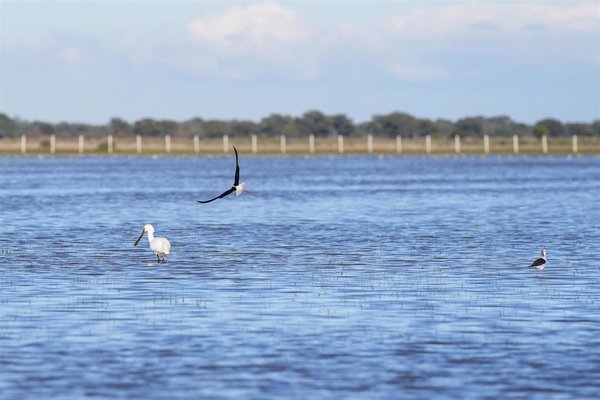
{"left": 367, "top": 134, "right": 373, "bottom": 153}
{"left": 107, "top": 135, "right": 113, "bottom": 154}
{"left": 251, "top": 134, "right": 258, "bottom": 154}
{"left": 50, "top": 134, "right": 56, "bottom": 154}
{"left": 309, "top": 134, "right": 315, "bottom": 154}
{"left": 513, "top": 134, "right": 519, "bottom": 154}
{"left": 425, "top": 135, "right": 431, "bottom": 154}
{"left": 21, "top": 134, "right": 26, "bottom": 154}
{"left": 223, "top": 135, "right": 229, "bottom": 153}
{"left": 165, "top": 135, "right": 171, "bottom": 154}
{"left": 454, "top": 134, "right": 461, "bottom": 154}
{"left": 542, "top": 135, "right": 548, "bottom": 154}
{"left": 223, "top": 135, "right": 229, "bottom": 154}
{"left": 79, "top": 135, "right": 84, "bottom": 154}
{"left": 338, "top": 135, "right": 344, "bottom": 154}
{"left": 396, "top": 135, "right": 402, "bottom": 154}
{"left": 484, "top": 135, "right": 490, "bottom": 154}
{"left": 193, "top": 135, "right": 199, "bottom": 154}
{"left": 572, "top": 135, "right": 578, "bottom": 154}
{"left": 280, "top": 135, "right": 286, "bottom": 154}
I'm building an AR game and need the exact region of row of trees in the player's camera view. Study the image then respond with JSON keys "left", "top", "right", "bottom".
{"left": 1, "top": 111, "right": 598, "bottom": 139}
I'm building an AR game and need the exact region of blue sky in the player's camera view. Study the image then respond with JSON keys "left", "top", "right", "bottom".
{"left": 1, "top": 0, "right": 598, "bottom": 124}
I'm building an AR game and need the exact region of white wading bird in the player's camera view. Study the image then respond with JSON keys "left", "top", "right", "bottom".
{"left": 197, "top": 146, "right": 256, "bottom": 203}
{"left": 530, "top": 248, "right": 547, "bottom": 270}
{"left": 134, "top": 224, "right": 171, "bottom": 263}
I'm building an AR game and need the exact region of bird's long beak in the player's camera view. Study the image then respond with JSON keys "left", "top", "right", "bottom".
{"left": 134, "top": 230, "right": 145, "bottom": 246}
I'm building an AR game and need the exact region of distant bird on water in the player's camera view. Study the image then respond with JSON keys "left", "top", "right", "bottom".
{"left": 530, "top": 248, "right": 547, "bottom": 270}
{"left": 134, "top": 224, "right": 171, "bottom": 263}
{"left": 197, "top": 146, "right": 256, "bottom": 203}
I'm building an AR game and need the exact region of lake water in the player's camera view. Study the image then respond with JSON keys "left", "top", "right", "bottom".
{"left": 1, "top": 155, "right": 599, "bottom": 399}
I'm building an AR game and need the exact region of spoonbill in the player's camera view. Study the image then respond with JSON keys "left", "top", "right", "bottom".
{"left": 530, "top": 248, "right": 547, "bottom": 270}
{"left": 134, "top": 224, "right": 171, "bottom": 263}
{"left": 197, "top": 146, "right": 256, "bottom": 203}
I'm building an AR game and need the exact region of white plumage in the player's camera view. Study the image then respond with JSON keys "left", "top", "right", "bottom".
{"left": 134, "top": 224, "right": 171, "bottom": 263}
{"left": 235, "top": 181, "right": 246, "bottom": 197}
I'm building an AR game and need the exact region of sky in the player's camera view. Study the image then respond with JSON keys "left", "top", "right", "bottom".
{"left": 0, "top": 0, "right": 599, "bottom": 125}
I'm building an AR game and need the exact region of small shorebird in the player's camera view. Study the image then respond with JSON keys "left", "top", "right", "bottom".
{"left": 530, "top": 248, "right": 547, "bottom": 270}
{"left": 197, "top": 146, "right": 256, "bottom": 203}
{"left": 134, "top": 224, "right": 171, "bottom": 263}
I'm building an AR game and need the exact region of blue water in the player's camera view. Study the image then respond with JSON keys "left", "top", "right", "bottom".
{"left": 1, "top": 155, "right": 599, "bottom": 399}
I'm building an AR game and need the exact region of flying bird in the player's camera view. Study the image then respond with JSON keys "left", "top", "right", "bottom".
{"left": 530, "top": 248, "right": 547, "bottom": 270}
{"left": 134, "top": 224, "right": 171, "bottom": 263}
{"left": 197, "top": 146, "right": 255, "bottom": 203}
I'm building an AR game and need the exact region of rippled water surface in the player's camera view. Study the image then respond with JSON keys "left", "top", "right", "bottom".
{"left": 1, "top": 155, "right": 599, "bottom": 399}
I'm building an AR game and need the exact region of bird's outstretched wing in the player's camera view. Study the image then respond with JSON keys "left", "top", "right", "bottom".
{"left": 196, "top": 187, "right": 236, "bottom": 204}
{"left": 233, "top": 146, "right": 240, "bottom": 186}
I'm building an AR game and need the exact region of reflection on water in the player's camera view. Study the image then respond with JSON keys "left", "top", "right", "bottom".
{"left": 1, "top": 155, "right": 599, "bottom": 399}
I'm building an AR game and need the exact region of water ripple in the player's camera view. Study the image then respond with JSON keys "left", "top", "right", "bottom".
{"left": 0, "top": 156, "right": 599, "bottom": 399}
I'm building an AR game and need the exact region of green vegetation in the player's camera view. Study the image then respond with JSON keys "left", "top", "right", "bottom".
{"left": 96, "top": 141, "right": 111, "bottom": 152}
{"left": 532, "top": 125, "right": 549, "bottom": 138}
{"left": 0, "top": 111, "right": 598, "bottom": 140}
{"left": 0, "top": 113, "right": 17, "bottom": 137}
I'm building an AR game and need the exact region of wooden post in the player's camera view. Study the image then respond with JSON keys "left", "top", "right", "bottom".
{"left": 193, "top": 135, "right": 199, "bottom": 154}
{"left": 572, "top": 135, "right": 578, "bottom": 154}
{"left": 425, "top": 135, "right": 431, "bottom": 154}
{"left": 396, "top": 135, "right": 402, "bottom": 154}
{"left": 483, "top": 135, "right": 490, "bottom": 154}
{"left": 513, "top": 134, "right": 519, "bottom": 154}
{"left": 338, "top": 135, "right": 344, "bottom": 154}
{"left": 542, "top": 135, "right": 548, "bottom": 154}
{"left": 280, "top": 135, "right": 286, "bottom": 154}
{"left": 21, "top": 135, "right": 26, "bottom": 154}
{"left": 309, "top": 134, "right": 315, "bottom": 154}
{"left": 107, "top": 135, "right": 113, "bottom": 154}
{"left": 251, "top": 134, "right": 258, "bottom": 154}
{"left": 454, "top": 134, "right": 461, "bottom": 154}
{"left": 78, "top": 135, "right": 84, "bottom": 154}
{"left": 367, "top": 134, "right": 373, "bottom": 153}
{"left": 165, "top": 135, "right": 171, "bottom": 154}
{"left": 50, "top": 135, "right": 56, "bottom": 154}
{"left": 136, "top": 135, "right": 142, "bottom": 154}
{"left": 223, "top": 135, "right": 229, "bottom": 154}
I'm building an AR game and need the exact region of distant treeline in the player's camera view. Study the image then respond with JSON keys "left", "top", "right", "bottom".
{"left": 1, "top": 111, "right": 598, "bottom": 139}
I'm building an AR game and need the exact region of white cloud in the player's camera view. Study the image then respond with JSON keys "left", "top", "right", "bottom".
{"left": 381, "top": 1, "right": 600, "bottom": 81}
{"left": 189, "top": 2, "right": 308, "bottom": 44}
{"left": 152, "top": 1, "right": 600, "bottom": 81}
{"left": 188, "top": 2, "right": 310, "bottom": 57}
{"left": 390, "top": 2, "right": 599, "bottom": 38}
{"left": 182, "top": 2, "right": 319, "bottom": 79}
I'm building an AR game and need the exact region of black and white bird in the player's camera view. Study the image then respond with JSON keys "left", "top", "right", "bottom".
{"left": 530, "top": 248, "right": 547, "bottom": 270}
{"left": 197, "top": 146, "right": 255, "bottom": 204}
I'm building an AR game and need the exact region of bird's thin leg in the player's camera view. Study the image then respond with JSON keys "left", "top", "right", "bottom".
{"left": 156, "top": 254, "right": 160, "bottom": 263}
